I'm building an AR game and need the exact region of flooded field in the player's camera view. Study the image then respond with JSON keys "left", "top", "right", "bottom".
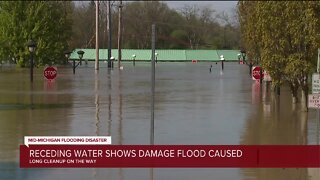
{"left": 0, "top": 62, "right": 319, "bottom": 180}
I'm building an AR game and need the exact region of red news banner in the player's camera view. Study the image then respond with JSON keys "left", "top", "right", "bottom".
{"left": 20, "top": 145, "right": 320, "bottom": 168}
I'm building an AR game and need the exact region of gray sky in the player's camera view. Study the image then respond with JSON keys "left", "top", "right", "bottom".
{"left": 165, "top": 1, "right": 238, "bottom": 14}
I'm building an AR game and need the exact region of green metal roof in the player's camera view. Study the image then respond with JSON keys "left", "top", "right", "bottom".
{"left": 155, "top": 50, "right": 186, "bottom": 61}
{"left": 185, "top": 50, "right": 220, "bottom": 61}
{"left": 70, "top": 49, "right": 240, "bottom": 62}
{"left": 217, "top": 50, "right": 240, "bottom": 61}
{"left": 119, "top": 49, "right": 151, "bottom": 61}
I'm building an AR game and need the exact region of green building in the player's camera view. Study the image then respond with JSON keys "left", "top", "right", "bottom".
{"left": 70, "top": 49, "right": 241, "bottom": 62}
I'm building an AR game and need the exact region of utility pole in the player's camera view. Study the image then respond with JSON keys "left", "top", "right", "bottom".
{"left": 107, "top": 0, "right": 112, "bottom": 68}
{"left": 150, "top": 24, "right": 156, "bottom": 180}
{"left": 117, "top": 0, "right": 122, "bottom": 69}
{"left": 151, "top": 24, "right": 156, "bottom": 145}
{"left": 95, "top": 0, "right": 99, "bottom": 70}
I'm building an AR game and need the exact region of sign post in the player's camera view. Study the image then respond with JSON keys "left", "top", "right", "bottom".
{"left": 317, "top": 49, "right": 320, "bottom": 145}
{"left": 317, "top": 48, "right": 320, "bottom": 73}
{"left": 43, "top": 66, "right": 57, "bottom": 81}
{"left": 318, "top": 49, "right": 320, "bottom": 145}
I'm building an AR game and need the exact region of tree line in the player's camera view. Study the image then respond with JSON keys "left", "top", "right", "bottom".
{"left": 0, "top": 1, "right": 72, "bottom": 67}
{"left": 0, "top": 1, "right": 240, "bottom": 67}
{"left": 238, "top": 1, "right": 320, "bottom": 109}
{"left": 73, "top": 1, "right": 239, "bottom": 50}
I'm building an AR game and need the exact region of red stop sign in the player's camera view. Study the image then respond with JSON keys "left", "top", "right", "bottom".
{"left": 43, "top": 66, "right": 57, "bottom": 80}
{"left": 252, "top": 66, "right": 264, "bottom": 80}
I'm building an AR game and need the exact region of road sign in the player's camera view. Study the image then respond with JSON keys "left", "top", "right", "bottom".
{"left": 252, "top": 66, "right": 264, "bottom": 80}
{"left": 43, "top": 66, "right": 57, "bottom": 80}
{"left": 312, "top": 73, "right": 320, "bottom": 94}
{"left": 308, "top": 94, "right": 320, "bottom": 109}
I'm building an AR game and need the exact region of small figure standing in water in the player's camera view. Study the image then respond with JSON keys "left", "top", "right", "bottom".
{"left": 209, "top": 65, "right": 212, "bottom": 73}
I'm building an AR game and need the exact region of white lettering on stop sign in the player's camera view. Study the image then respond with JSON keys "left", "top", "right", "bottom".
{"left": 43, "top": 66, "right": 57, "bottom": 80}
{"left": 44, "top": 70, "right": 56, "bottom": 76}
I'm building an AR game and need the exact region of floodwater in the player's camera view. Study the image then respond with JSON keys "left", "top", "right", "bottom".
{"left": 0, "top": 62, "right": 319, "bottom": 180}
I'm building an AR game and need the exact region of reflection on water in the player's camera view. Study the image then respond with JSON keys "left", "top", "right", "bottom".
{"left": 241, "top": 81, "right": 312, "bottom": 180}
{"left": 0, "top": 63, "right": 319, "bottom": 180}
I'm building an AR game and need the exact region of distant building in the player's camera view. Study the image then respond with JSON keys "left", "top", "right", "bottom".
{"left": 69, "top": 49, "right": 241, "bottom": 62}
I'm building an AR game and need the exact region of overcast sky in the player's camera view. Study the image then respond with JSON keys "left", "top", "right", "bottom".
{"left": 165, "top": 1, "right": 238, "bottom": 14}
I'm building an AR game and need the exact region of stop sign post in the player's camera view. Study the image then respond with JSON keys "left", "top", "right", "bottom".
{"left": 43, "top": 66, "right": 57, "bottom": 81}
{"left": 252, "top": 66, "right": 264, "bottom": 81}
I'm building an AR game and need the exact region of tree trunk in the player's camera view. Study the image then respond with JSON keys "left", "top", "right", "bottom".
{"left": 276, "top": 85, "right": 280, "bottom": 96}
{"left": 271, "top": 91, "right": 280, "bottom": 121}
{"left": 289, "top": 82, "right": 299, "bottom": 104}
{"left": 300, "top": 76, "right": 308, "bottom": 112}
{"left": 292, "top": 91, "right": 298, "bottom": 104}
{"left": 301, "top": 89, "right": 308, "bottom": 112}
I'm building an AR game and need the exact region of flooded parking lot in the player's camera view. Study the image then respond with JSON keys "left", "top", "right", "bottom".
{"left": 0, "top": 62, "right": 319, "bottom": 180}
